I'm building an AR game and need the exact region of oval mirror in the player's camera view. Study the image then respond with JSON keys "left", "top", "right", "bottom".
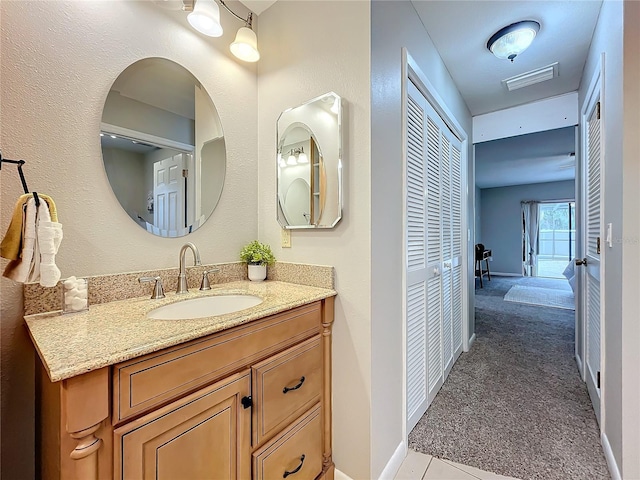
{"left": 277, "top": 92, "right": 342, "bottom": 229}
{"left": 100, "top": 58, "right": 225, "bottom": 237}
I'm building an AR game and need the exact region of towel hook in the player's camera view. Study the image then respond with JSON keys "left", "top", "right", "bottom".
{"left": 0, "top": 151, "right": 39, "bottom": 206}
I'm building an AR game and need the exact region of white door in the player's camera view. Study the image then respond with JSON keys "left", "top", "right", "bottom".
{"left": 154, "top": 154, "right": 186, "bottom": 236}
{"left": 406, "top": 80, "right": 430, "bottom": 431}
{"left": 581, "top": 98, "right": 602, "bottom": 423}
{"left": 405, "top": 79, "right": 464, "bottom": 432}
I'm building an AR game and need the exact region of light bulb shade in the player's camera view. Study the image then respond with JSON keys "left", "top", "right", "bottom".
{"left": 230, "top": 27, "right": 260, "bottom": 62}
{"left": 188, "top": 0, "right": 223, "bottom": 37}
{"left": 298, "top": 152, "right": 308, "bottom": 164}
{"left": 487, "top": 20, "right": 540, "bottom": 61}
{"left": 287, "top": 154, "right": 297, "bottom": 166}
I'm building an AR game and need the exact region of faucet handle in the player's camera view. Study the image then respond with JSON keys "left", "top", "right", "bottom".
{"left": 139, "top": 276, "right": 165, "bottom": 299}
{"left": 200, "top": 268, "right": 220, "bottom": 291}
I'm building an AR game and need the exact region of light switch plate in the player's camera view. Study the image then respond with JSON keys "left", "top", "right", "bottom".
{"left": 281, "top": 228, "right": 291, "bottom": 248}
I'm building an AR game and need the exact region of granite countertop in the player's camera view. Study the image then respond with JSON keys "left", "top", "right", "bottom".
{"left": 25, "top": 280, "right": 336, "bottom": 383}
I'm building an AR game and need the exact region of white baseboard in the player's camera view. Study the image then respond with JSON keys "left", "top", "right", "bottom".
{"left": 378, "top": 441, "right": 407, "bottom": 480}
{"left": 575, "top": 353, "right": 585, "bottom": 380}
{"left": 335, "top": 469, "right": 354, "bottom": 480}
{"left": 602, "top": 432, "right": 622, "bottom": 480}
{"left": 488, "top": 272, "right": 523, "bottom": 277}
{"left": 467, "top": 333, "right": 476, "bottom": 351}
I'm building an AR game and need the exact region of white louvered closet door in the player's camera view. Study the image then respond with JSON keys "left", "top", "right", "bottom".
{"left": 441, "top": 130, "right": 464, "bottom": 378}
{"left": 406, "top": 80, "right": 429, "bottom": 431}
{"left": 450, "top": 143, "right": 464, "bottom": 357}
{"left": 584, "top": 101, "right": 602, "bottom": 423}
{"left": 405, "top": 80, "right": 465, "bottom": 432}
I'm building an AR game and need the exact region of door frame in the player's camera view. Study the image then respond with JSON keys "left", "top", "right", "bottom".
{"left": 577, "top": 52, "right": 605, "bottom": 427}
{"left": 401, "top": 48, "right": 470, "bottom": 442}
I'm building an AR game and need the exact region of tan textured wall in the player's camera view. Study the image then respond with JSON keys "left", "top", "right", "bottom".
{"left": 0, "top": 2, "right": 258, "bottom": 477}
{"left": 256, "top": 2, "right": 372, "bottom": 477}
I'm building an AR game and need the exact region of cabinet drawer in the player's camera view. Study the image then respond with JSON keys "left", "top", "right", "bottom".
{"left": 252, "top": 335, "right": 322, "bottom": 446}
{"left": 114, "top": 302, "right": 321, "bottom": 423}
{"left": 253, "top": 404, "right": 322, "bottom": 480}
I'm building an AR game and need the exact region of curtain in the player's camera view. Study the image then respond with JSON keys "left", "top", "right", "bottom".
{"left": 521, "top": 201, "right": 540, "bottom": 276}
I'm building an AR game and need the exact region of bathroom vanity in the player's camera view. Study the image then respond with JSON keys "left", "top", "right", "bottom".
{"left": 26, "top": 280, "right": 336, "bottom": 480}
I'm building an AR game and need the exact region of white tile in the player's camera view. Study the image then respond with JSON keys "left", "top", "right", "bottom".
{"left": 442, "top": 460, "right": 522, "bottom": 480}
{"left": 423, "top": 458, "right": 481, "bottom": 480}
{"left": 394, "top": 451, "right": 433, "bottom": 479}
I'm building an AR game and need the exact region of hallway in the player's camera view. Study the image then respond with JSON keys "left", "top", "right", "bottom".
{"left": 408, "top": 276, "right": 609, "bottom": 480}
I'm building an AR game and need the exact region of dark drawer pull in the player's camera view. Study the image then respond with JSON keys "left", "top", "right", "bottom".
{"left": 283, "top": 376, "right": 305, "bottom": 394}
{"left": 283, "top": 454, "right": 305, "bottom": 478}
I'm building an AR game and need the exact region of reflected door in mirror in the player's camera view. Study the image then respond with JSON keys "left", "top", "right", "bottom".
{"left": 100, "top": 58, "right": 226, "bottom": 237}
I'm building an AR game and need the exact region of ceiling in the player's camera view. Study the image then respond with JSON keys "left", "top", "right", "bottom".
{"left": 411, "top": 1, "right": 602, "bottom": 188}
{"left": 238, "top": 0, "right": 277, "bottom": 15}
{"left": 411, "top": 0, "right": 602, "bottom": 116}
{"left": 475, "top": 126, "right": 576, "bottom": 189}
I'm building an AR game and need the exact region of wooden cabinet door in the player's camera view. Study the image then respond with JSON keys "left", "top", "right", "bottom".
{"left": 114, "top": 371, "right": 251, "bottom": 480}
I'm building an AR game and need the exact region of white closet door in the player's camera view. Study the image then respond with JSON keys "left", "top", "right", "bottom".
{"left": 440, "top": 135, "right": 453, "bottom": 376}
{"left": 406, "top": 81, "right": 429, "bottom": 431}
{"left": 425, "top": 111, "right": 444, "bottom": 405}
{"left": 584, "top": 101, "right": 602, "bottom": 423}
{"left": 450, "top": 143, "right": 464, "bottom": 357}
{"left": 405, "top": 78, "right": 465, "bottom": 432}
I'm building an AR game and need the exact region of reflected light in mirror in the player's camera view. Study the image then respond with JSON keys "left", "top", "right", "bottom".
{"left": 286, "top": 152, "right": 297, "bottom": 166}
{"left": 297, "top": 148, "right": 308, "bottom": 164}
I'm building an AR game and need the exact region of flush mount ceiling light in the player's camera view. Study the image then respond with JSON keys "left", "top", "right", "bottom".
{"left": 487, "top": 20, "right": 540, "bottom": 62}
{"left": 184, "top": 0, "right": 260, "bottom": 62}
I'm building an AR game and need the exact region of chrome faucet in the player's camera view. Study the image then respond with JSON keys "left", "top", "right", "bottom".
{"left": 176, "top": 242, "right": 201, "bottom": 294}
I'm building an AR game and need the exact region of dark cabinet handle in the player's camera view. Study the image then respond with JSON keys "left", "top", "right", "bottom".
{"left": 283, "top": 454, "right": 305, "bottom": 478}
{"left": 283, "top": 376, "right": 305, "bottom": 394}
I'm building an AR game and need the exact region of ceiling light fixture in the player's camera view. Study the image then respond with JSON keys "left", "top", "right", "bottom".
{"left": 185, "top": 0, "right": 260, "bottom": 62}
{"left": 487, "top": 20, "right": 540, "bottom": 62}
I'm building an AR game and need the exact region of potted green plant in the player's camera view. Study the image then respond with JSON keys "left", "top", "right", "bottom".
{"left": 240, "top": 240, "right": 276, "bottom": 282}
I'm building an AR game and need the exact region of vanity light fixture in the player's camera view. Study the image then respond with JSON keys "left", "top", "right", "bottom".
{"left": 487, "top": 20, "right": 540, "bottom": 62}
{"left": 184, "top": 0, "right": 260, "bottom": 62}
{"left": 187, "top": 0, "right": 223, "bottom": 37}
{"left": 278, "top": 153, "right": 286, "bottom": 168}
{"left": 286, "top": 150, "right": 297, "bottom": 166}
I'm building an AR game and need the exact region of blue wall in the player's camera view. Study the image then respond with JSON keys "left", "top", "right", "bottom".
{"left": 480, "top": 180, "right": 575, "bottom": 275}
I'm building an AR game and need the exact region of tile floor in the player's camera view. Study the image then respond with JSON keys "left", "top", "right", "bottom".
{"left": 395, "top": 451, "right": 521, "bottom": 480}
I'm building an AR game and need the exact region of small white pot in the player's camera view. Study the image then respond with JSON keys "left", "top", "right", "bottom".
{"left": 248, "top": 264, "right": 267, "bottom": 282}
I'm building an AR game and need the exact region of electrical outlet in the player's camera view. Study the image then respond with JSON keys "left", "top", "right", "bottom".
{"left": 281, "top": 228, "right": 291, "bottom": 248}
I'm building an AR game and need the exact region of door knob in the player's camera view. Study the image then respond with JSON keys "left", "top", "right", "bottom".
{"left": 575, "top": 258, "right": 588, "bottom": 266}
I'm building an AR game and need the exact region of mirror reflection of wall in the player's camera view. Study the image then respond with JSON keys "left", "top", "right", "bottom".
{"left": 276, "top": 92, "right": 342, "bottom": 229}
{"left": 100, "top": 57, "right": 226, "bottom": 237}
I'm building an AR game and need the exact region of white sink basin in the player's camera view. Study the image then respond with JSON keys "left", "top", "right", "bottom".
{"left": 147, "top": 295, "right": 263, "bottom": 320}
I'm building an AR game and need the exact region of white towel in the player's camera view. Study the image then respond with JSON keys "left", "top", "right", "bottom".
{"left": 3, "top": 197, "right": 63, "bottom": 286}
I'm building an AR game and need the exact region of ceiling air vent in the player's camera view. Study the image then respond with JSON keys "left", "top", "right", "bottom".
{"left": 503, "top": 62, "right": 559, "bottom": 91}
